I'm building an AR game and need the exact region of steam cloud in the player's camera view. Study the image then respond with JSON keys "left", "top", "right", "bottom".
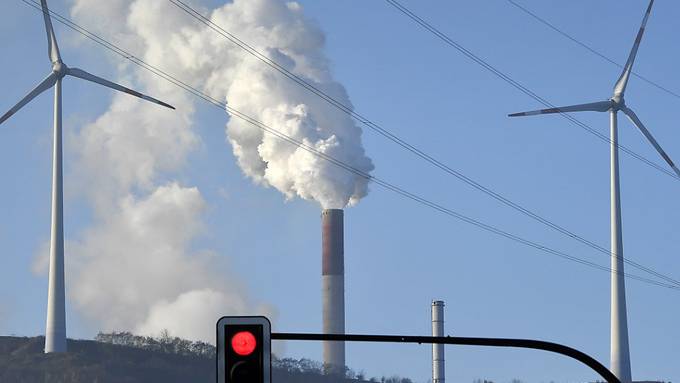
{"left": 73, "top": 0, "right": 373, "bottom": 210}
{"left": 54, "top": 0, "right": 372, "bottom": 342}
{"left": 70, "top": 184, "right": 264, "bottom": 337}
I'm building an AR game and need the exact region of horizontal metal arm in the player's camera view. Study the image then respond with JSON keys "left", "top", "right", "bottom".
{"left": 271, "top": 332, "right": 620, "bottom": 383}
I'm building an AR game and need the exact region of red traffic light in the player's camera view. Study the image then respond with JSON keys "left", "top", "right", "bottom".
{"left": 217, "top": 316, "right": 271, "bottom": 382}
{"left": 231, "top": 331, "right": 257, "bottom": 356}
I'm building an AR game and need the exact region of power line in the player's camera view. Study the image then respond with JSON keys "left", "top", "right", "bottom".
{"left": 20, "top": 0, "right": 680, "bottom": 292}
{"left": 382, "top": 0, "right": 680, "bottom": 284}
{"left": 505, "top": 0, "right": 680, "bottom": 101}
{"left": 167, "top": 0, "right": 680, "bottom": 287}
{"left": 384, "top": 0, "right": 678, "bottom": 182}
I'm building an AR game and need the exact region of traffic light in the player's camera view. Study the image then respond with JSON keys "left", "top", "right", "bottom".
{"left": 217, "top": 316, "right": 271, "bottom": 383}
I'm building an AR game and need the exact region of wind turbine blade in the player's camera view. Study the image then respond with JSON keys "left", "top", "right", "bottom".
{"left": 67, "top": 68, "right": 175, "bottom": 110}
{"left": 0, "top": 72, "right": 57, "bottom": 125}
{"left": 40, "top": 0, "right": 61, "bottom": 63}
{"left": 613, "top": 0, "right": 654, "bottom": 97}
{"left": 622, "top": 106, "right": 680, "bottom": 177}
{"left": 508, "top": 100, "right": 612, "bottom": 117}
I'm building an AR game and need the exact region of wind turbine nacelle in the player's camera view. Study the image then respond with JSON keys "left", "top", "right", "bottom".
{"left": 609, "top": 95, "right": 625, "bottom": 110}
{"left": 52, "top": 62, "right": 68, "bottom": 78}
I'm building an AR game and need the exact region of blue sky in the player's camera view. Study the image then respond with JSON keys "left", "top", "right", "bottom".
{"left": 1, "top": 1, "right": 679, "bottom": 382}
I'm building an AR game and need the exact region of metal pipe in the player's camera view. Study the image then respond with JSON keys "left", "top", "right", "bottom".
{"left": 432, "top": 300, "right": 445, "bottom": 383}
{"left": 610, "top": 109, "right": 631, "bottom": 382}
{"left": 45, "top": 78, "right": 66, "bottom": 353}
{"left": 272, "top": 333, "right": 621, "bottom": 383}
{"left": 322, "top": 209, "right": 345, "bottom": 374}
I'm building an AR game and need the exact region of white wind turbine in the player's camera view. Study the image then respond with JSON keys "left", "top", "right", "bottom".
{"left": 508, "top": 1, "right": 677, "bottom": 382}
{"left": 0, "top": 0, "right": 174, "bottom": 353}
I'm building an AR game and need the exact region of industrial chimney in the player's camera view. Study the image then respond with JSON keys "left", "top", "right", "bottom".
{"left": 432, "top": 300, "right": 445, "bottom": 383}
{"left": 322, "top": 209, "right": 345, "bottom": 375}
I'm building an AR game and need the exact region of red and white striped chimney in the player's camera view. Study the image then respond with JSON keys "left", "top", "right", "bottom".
{"left": 322, "top": 208, "right": 345, "bottom": 374}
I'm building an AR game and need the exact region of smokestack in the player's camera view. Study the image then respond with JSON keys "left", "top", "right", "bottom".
{"left": 322, "top": 209, "right": 345, "bottom": 375}
{"left": 432, "top": 300, "right": 445, "bottom": 383}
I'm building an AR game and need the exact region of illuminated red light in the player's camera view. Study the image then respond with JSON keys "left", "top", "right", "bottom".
{"left": 231, "top": 331, "right": 257, "bottom": 356}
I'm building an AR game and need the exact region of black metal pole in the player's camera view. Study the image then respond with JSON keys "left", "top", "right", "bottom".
{"left": 271, "top": 333, "right": 620, "bottom": 383}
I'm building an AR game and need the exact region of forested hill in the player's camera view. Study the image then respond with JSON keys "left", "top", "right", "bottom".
{"left": 0, "top": 335, "right": 413, "bottom": 383}
{"left": 0, "top": 335, "right": 215, "bottom": 383}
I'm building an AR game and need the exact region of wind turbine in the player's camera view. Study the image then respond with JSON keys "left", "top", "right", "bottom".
{"left": 508, "top": 1, "right": 676, "bottom": 382}
{"left": 0, "top": 0, "right": 174, "bottom": 353}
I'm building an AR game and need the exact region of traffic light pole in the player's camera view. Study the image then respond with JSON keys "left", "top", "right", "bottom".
{"left": 271, "top": 333, "right": 620, "bottom": 383}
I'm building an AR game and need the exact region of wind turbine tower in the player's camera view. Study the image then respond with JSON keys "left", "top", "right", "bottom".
{"left": 508, "top": 2, "right": 678, "bottom": 382}
{"left": 0, "top": 0, "right": 174, "bottom": 353}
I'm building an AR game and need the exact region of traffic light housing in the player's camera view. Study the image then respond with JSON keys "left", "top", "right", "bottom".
{"left": 217, "top": 316, "right": 271, "bottom": 383}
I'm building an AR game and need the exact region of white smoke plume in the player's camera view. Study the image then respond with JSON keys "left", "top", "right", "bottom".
{"left": 33, "top": 182, "right": 274, "bottom": 342}
{"left": 73, "top": 0, "right": 373, "bottom": 209}
{"left": 59, "top": 0, "right": 371, "bottom": 342}
{"left": 68, "top": 184, "right": 260, "bottom": 336}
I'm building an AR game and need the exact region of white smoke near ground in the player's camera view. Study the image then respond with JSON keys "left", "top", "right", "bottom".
{"left": 56, "top": 0, "right": 371, "bottom": 343}
{"left": 32, "top": 183, "right": 272, "bottom": 341}
{"left": 67, "top": 184, "right": 255, "bottom": 335}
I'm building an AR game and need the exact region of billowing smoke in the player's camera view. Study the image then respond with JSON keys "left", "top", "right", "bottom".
{"left": 34, "top": 182, "right": 274, "bottom": 342}
{"left": 70, "top": 184, "right": 262, "bottom": 337}
{"left": 55, "top": 0, "right": 371, "bottom": 342}
{"left": 220, "top": 0, "right": 375, "bottom": 209}
{"left": 73, "top": 0, "right": 373, "bottom": 209}
{"left": 226, "top": 51, "right": 375, "bottom": 208}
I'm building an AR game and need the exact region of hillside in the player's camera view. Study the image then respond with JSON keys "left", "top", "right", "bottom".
{"left": 0, "top": 336, "right": 215, "bottom": 382}
{"left": 0, "top": 336, "right": 411, "bottom": 383}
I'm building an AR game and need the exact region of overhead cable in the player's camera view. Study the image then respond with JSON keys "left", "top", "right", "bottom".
{"left": 383, "top": 0, "right": 679, "bottom": 182}
{"left": 21, "top": 0, "right": 680, "bottom": 292}
{"left": 169, "top": 0, "right": 680, "bottom": 287}
{"left": 505, "top": 0, "right": 680, "bottom": 101}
